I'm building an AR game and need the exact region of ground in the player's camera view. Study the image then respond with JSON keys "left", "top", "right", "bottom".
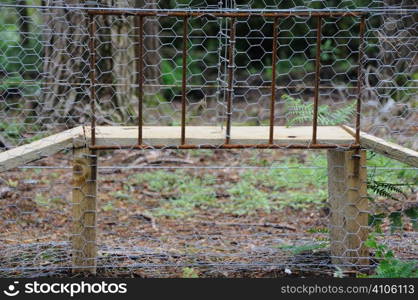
{"left": 0, "top": 148, "right": 416, "bottom": 277}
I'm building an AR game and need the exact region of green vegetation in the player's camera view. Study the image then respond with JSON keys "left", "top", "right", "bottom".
{"left": 275, "top": 242, "right": 329, "bottom": 255}
{"left": 362, "top": 234, "right": 418, "bottom": 278}
{"left": 0, "top": 120, "right": 45, "bottom": 144}
{"left": 34, "top": 194, "right": 63, "bottom": 207}
{"left": 181, "top": 267, "right": 199, "bottom": 278}
{"left": 283, "top": 94, "right": 356, "bottom": 126}
{"left": 0, "top": 1, "right": 383, "bottom": 105}
{"left": 109, "top": 190, "right": 131, "bottom": 201}
{"left": 5, "top": 178, "right": 18, "bottom": 188}
{"left": 102, "top": 202, "right": 115, "bottom": 212}
{"left": 225, "top": 181, "right": 274, "bottom": 215}
{"left": 132, "top": 171, "right": 217, "bottom": 218}
{"left": 363, "top": 153, "right": 417, "bottom": 277}
{"left": 121, "top": 150, "right": 416, "bottom": 222}
{"left": 126, "top": 157, "right": 330, "bottom": 218}
{"left": 0, "top": 121, "right": 48, "bottom": 147}
{"left": 0, "top": 3, "right": 42, "bottom": 99}
{"left": 367, "top": 151, "right": 418, "bottom": 232}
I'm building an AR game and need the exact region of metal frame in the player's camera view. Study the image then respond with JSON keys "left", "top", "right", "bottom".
{"left": 87, "top": 9, "right": 367, "bottom": 150}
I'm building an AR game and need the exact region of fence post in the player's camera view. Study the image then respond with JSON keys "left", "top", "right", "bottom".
{"left": 327, "top": 149, "right": 368, "bottom": 268}
{"left": 72, "top": 147, "right": 97, "bottom": 274}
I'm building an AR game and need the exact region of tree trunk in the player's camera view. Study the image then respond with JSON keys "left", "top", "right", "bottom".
{"left": 98, "top": 0, "right": 136, "bottom": 123}
{"left": 136, "top": 0, "right": 161, "bottom": 95}
{"left": 378, "top": 0, "right": 417, "bottom": 95}
{"left": 16, "top": 0, "right": 30, "bottom": 49}
{"left": 39, "top": 0, "right": 161, "bottom": 126}
{"left": 16, "top": 0, "right": 36, "bottom": 115}
{"left": 40, "top": 0, "right": 88, "bottom": 125}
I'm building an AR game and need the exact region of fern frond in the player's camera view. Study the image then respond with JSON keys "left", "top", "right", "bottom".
{"left": 284, "top": 94, "right": 355, "bottom": 126}
{"left": 368, "top": 180, "right": 407, "bottom": 201}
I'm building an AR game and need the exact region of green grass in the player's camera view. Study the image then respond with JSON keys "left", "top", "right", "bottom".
{"left": 224, "top": 182, "right": 274, "bottom": 215}
{"left": 126, "top": 154, "right": 329, "bottom": 218}
{"left": 181, "top": 267, "right": 199, "bottom": 278}
{"left": 124, "top": 151, "right": 415, "bottom": 219}
{"left": 275, "top": 242, "right": 329, "bottom": 255}
{"left": 109, "top": 190, "right": 131, "bottom": 201}
{"left": 131, "top": 171, "right": 218, "bottom": 218}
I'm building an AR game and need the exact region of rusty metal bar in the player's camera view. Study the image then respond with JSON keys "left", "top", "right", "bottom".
{"left": 86, "top": 9, "right": 367, "bottom": 151}
{"left": 269, "top": 16, "right": 279, "bottom": 144}
{"left": 355, "top": 15, "right": 366, "bottom": 145}
{"left": 312, "top": 15, "right": 322, "bottom": 145}
{"left": 181, "top": 16, "right": 188, "bottom": 145}
{"left": 225, "top": 17, "right": 236, "bottom": 144}
{"left": 87, "top": 10, "right": 366, "bottom": 18}
{"left": 88, "top": 14, "right": 96, "bottom": 146}
{"left": 90, "top": 144, "right": 360, "bottom": 150}
{"left": 135, "top": 15, "right": 144, "bottom": 145}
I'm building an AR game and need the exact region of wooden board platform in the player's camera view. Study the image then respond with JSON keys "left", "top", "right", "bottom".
{"left": 87, "top": 126, "right": 355, "bottom": 146}
{"left": 0, "top": 125, "right": 417, "bottom": 172}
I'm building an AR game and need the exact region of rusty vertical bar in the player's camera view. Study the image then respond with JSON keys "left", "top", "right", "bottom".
{"left": 355, "top": 16, "right": 366, "bottom": 145}
{"left": 135, "top": 16, "right": 144, "bottom": 145}
{"left": 312, "top": 15, "right": 322, "bottom": 145}
{"left": 88, "top": 14, "right": 96, "bottom": 146}
{"left": 269, "top": 16, "right": 279, "bottom": 144}
{"left": 181, "top": 16, "right": 189, "bottom": 145}
{"left": 226, "top": 17, "right": 236, "bottom": 144}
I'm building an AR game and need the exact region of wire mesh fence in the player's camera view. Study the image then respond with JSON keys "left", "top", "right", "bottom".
{"left": 0, "top": 0, "right": 417, "bottom": 277}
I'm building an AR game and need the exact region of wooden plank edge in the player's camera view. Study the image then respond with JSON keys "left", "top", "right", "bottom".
{"left": 0, "top": 126, "right": 84, "bottom": 172}
{"left": 83, "top": 125, "right": 354, "bottom": 146}
{"left": 341, "top": 125, "right": 418, "bottom": 168}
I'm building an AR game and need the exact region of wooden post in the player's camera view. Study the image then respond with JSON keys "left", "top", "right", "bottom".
{"left": 327, "top": 149, "right": 368, "bottom": 268}
{"left": 72, "top": 147, "right": 98, "bottom": 274}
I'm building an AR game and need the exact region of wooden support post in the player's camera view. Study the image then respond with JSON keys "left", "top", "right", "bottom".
{"left": 72, "top": 147, "right": 98, "bottom": 274}
{"left": 327, "top": 149, "right": 368, "bottom": 268}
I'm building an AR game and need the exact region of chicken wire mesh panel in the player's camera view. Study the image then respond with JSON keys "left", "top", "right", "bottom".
{"left": 0, "top": 1, "right": 416, "bottom": 146}
{"left": 0, "top": 0, "right": 417, "bottom": 278}
{"left": 92, "top": 14, "right": 223, "bottom": 127}
{"left": 1, "top": 150, "right": 416, "bottom": 277}
{"left": 83, "top": 9, "right": 366, "bottom": 150}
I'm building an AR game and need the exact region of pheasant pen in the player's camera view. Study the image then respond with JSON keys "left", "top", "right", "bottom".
{"left": 0, "top": 2, "right": 416, "bottom": 277}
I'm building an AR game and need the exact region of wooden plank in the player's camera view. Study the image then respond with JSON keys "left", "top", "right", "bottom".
{"left": 0, "top": 125, "right": 354, "bottom": 172}
{"left": 0, "top": 126, "right": 84, "bottom": 172}
{"left": 86, "top": 126, "right": 355, "bottom": 146}
{"left": 342, "top": 125, "right": 418, "bottom": 167}
{"left": 328, "top": 149, "right": 368, "bottom": 268}
{"left": 72, "top": 147, "right": 97, "bottom": 274}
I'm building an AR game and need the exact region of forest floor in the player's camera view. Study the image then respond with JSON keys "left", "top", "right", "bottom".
{"left": 0, "top": 148, "right": 416, "bottom": 277}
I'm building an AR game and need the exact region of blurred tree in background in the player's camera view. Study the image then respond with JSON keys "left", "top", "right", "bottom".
{"left": 0, "top": 0, "right": 416, "bottom": 125}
